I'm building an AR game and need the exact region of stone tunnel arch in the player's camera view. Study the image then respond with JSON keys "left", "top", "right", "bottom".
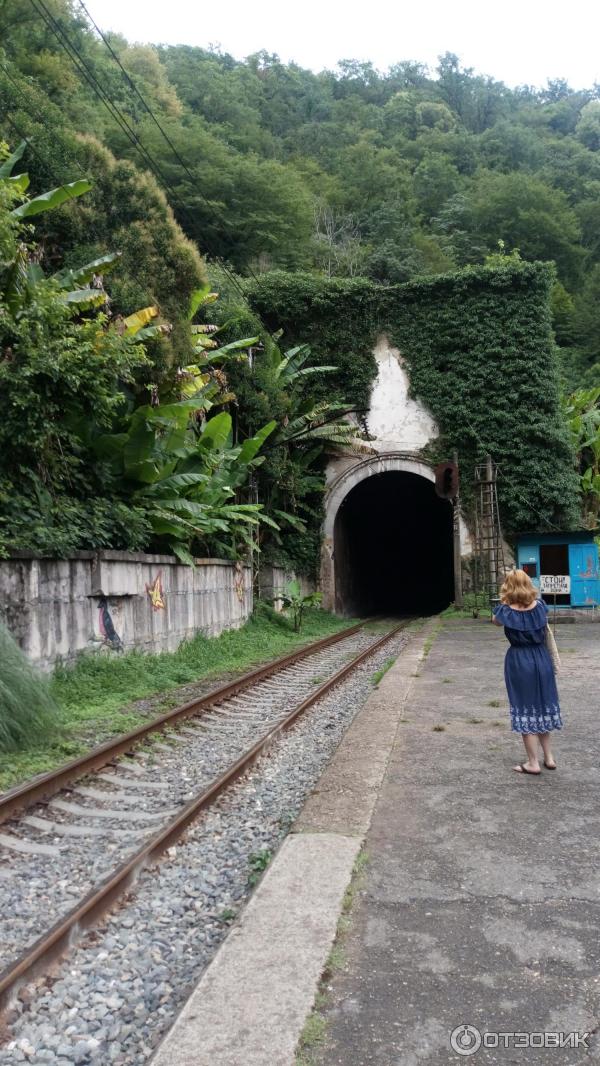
{"left": 322, "top": 453, "right": 454, "bottom": 616}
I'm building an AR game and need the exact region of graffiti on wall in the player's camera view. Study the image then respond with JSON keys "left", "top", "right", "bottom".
{"left": 234, "top": 561, "right": 245, "bottom": 603}
{"left": 98, "top": 597, "right": 123, "bottom": 652}
{"left": 146, "top": 571, "right": 166, "bottom": 611}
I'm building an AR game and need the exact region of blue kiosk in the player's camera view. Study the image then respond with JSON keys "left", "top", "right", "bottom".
{"left": 516, "top": 531, "right": 600, "bottom": 609}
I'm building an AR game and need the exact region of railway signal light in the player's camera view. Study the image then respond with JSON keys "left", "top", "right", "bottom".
{"left": 434, "top": 461, "right": 459, "bottom": 500}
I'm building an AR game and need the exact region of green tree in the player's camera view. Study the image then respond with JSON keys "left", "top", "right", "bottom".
{"left": 576, "top": 101, "right": 600, "bottom": 150}
{"left": 0, "top": 143, "right": 152, "bottom": 556}
{"left": 413, "top": 153, "right": 461, "bottom": 220}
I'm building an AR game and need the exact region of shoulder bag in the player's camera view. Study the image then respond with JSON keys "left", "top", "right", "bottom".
{"left": 546, "top": 624, "right": 561, "bottom": 675}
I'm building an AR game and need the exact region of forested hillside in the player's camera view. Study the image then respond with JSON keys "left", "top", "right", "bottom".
{"left": 2, "top": 0, "right": 600, "bottom": 387}
{"left": 1, "top": 0, "right": 599, "bottom": 568}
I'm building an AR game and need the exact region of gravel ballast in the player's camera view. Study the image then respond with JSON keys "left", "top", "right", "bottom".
{"left": 0, "top": 628, "right": 411, "bottom": 1066}
{"left": 0, "top": 631, "right": 375, "bottom": 972}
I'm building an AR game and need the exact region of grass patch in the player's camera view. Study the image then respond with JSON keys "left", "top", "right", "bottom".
{"left": 441, "top": 593, "right": 487, "bottom": 620}
{"left": 0, "top": 623, "right": 57, "bottom": 754}
{"left": 0, "top": 607, "right": 357, "bottom": 792}
{"left": 371, "top": 658, "right": 395, "bottom": 687}
{"left": 467, "top": 717, "right": 484, "bottom": 724}
{"left": 432, "top": 724, "right": 446, "bottom": 731}
{"left": 422, "top": 622, "right": 442, "bottom": 659}
{"left": 297, "top": 1014, "right": 328, "bottom": 1063}
{"left": 247, "top": 848, "right": 273, "bottom": 886}
{"left": 487, "top": 699, "right": 502, "bottom": 707}
{"left": 442, "top": 677, "right": 454, "bottom": 684}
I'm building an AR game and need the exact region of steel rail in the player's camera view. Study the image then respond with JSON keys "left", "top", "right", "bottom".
{"left": 0, "top": 622, "right": 365, "bottom": 825}
{"left": 0, "top": 620, "right": 410, "bottom": 1015}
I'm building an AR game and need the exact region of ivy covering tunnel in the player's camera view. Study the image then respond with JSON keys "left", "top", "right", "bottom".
{"left": 249, "top": 261, "right": 581, "bottom": 541}
{"left": 333, "top": 471, "right": 454, "bottom": 616}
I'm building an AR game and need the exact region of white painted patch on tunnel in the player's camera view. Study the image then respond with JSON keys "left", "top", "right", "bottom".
{"left": 366, "top": 334, "right": 439, "bottom": 452}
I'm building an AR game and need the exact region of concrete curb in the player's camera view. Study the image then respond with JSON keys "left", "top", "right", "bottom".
{"left": 151, "top": 619, "right": 437, "bottom": 1066}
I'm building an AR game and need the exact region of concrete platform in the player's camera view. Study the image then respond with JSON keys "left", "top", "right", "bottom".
{"left": 151, "top": 620, "right": 433, "bottom": 1066}
{"left": 311, "top": 620, "right": 600, "bottom": 1065}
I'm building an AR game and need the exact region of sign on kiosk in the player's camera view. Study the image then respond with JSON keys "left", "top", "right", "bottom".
{"left": 540, "top": 575, "right": 571, "bottom": 594}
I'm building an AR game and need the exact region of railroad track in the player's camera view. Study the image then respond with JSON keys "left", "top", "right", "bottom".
{"left": 0, "top": 619, "right": 411, "bottom": 1015}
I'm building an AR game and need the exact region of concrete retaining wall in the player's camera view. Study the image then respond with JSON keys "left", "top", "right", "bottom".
{"left": 258, "top": 565, "right": 316, "bottom": 611}
{"left": 0, "top": 552, "right": 252, "bottom": 671}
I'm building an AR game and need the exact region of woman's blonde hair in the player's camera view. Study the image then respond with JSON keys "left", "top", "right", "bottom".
{"left": 500, "top": 568, "right": 537, "bottom": 606}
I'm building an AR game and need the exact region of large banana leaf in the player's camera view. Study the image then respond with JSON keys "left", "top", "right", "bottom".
{"left": 137, "top": 472, "right": 210, "bottom": 496}
{"left": 11, "top": 179, "right": 92, "bottom": 218}
{"left": 60, "top": 288, "right": 107, "bottom": 309}
{"left": 0, "top": 139, "right": 28, "bottom": 178}
{"left": 198, "top": 412, "right": 233, "bottom": 451}
{"left": 273, "top": 509, "right": 307, "bottom": 532}
{"left": 123, "top": 305, "right": 158, "bottom": 336}
{"left": 171, "top": 543, "right": 196, "bottom": 566}
{"left": 237, "top": 420, "right": 277, "bottom": 465}
{"left": 53, "top": 253, "right": 121, "bottom": 290}
{"left": 215, "top": 336, "right": 259, "bottom": 355}
{"left": 187, "top": 285, "right": 218, "bottom": 321}
{"left": 8, "top": 173, "right": 30, "bottom": 195}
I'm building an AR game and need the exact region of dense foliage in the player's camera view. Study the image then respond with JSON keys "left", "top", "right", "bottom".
{"left": 1, "top": 2, "right": 598, "bottom": 566}
{"left": 3, "top": 6, "right": 600, "bottom": 386}
{"left": 0, "top": 146, "right": 360, "bottom": 566}
{"left": 0, "top": 149, "right": 271, "bottom": 558}
{"left": 249, "top": 262, "right": 581, "bottom": 536}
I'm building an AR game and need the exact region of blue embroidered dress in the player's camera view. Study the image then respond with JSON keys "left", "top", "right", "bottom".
{"left": 492, "top": 600, "right": 563, "bottom": 734}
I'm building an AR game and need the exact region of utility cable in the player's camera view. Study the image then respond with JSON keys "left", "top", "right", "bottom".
{"left": 75, "top": 0, "right": 278, "bottom": 298}
{"left": 28, "top": 0, "right": 258, "bottom": 314}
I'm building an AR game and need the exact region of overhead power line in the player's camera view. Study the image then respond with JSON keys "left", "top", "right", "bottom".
{"left": 76, "top": 2, "right": 239, "bottom": 240}
{"left": 74, "top": 0, "right": 278, "bottom": 309}
{"left": 26, "top": 0, "right": 270, "bottom": 321}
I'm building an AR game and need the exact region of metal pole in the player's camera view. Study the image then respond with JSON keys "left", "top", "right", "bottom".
{"left": 484, "top": 454, "right": 496, "bottom": 606}
{"left": 452, "top": 450, "right": 463, "bottom": 607}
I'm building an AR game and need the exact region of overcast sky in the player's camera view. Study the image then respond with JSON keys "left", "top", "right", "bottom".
{"left": 83, "top": 0, "right": 600, "bottom": 90}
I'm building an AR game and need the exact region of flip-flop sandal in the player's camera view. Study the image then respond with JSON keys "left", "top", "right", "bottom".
{"left": 543, "top": 761, "right": 557, "bottom": 770}
{"left": 513, "top": 762, "right": 541, "bottom": 776}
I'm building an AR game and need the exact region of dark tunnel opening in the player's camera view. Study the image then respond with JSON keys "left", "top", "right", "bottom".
{"left": 333, "top": 471, "right": 454, "bottom": 616}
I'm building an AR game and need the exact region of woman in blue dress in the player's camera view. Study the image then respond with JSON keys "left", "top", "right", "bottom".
{"left": 492, "top": 569, "right": 562, "bottom": 776}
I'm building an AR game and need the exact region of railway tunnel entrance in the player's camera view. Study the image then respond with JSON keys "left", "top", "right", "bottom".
{"left": 332, "top": 470, "right": 454, "bottom": 616}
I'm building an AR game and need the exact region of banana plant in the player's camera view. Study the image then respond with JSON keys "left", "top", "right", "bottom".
{"left": 278, "top": 579, "right": 322, "bottom": 632}
{"left": 562, "top": 387, "right": 600, "bottom": 525}
{"left": 94, "top": 399, "right": 278, "bottom": 564}
{"left": 178, "top": 285, "right": 258, "bottom": 401}
{"left": 265, "top": 344, "right": 365, "bottom": 451}
{"left": 269, "top": 343, "right": 337, "bottom": 387}
{"left": 1, "top": 141, "right": 110, "bottom": 318}
{"left": 3, "top": 139, "right": 91, "bottom": 220}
